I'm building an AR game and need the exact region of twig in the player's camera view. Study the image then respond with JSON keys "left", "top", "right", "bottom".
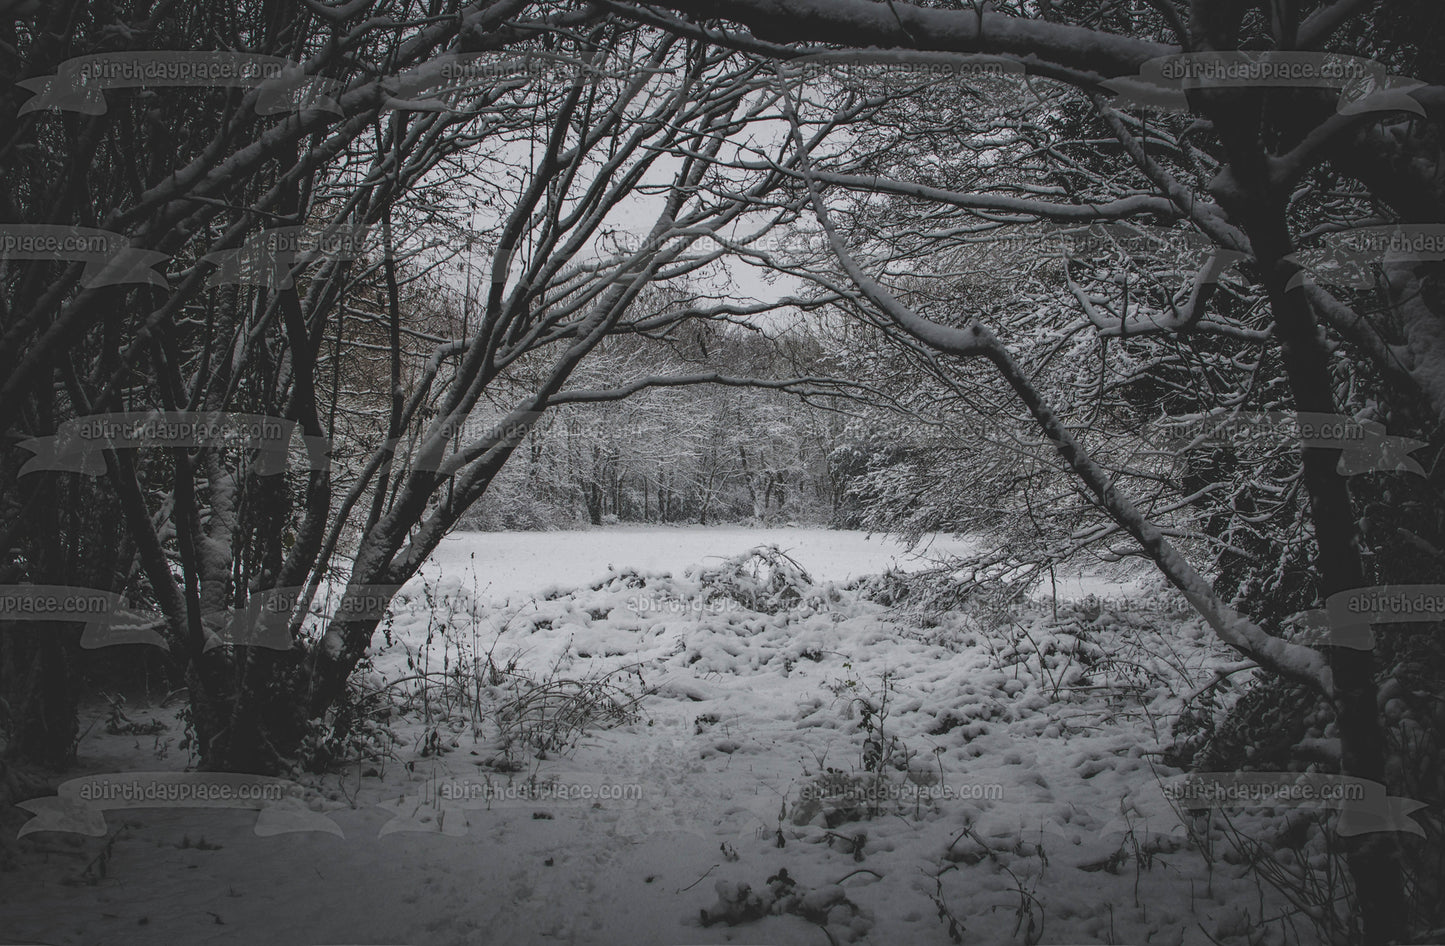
{"left": 678, "top": 863, "right": 718, "bottom": 892}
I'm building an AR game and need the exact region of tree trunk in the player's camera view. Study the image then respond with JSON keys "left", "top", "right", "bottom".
{"left": 186, "top": 647, "right": 311, "bottom": 774}
{"left": 1, "top": 470, "right": 79, "bottom": 770}
{"left": 1211, "top": 102, "right": 1405, "bottom": 941}
{"left": 0, "top": 626, "right": 78, "bottom": 769}
{"left": 1264, "top": 261, "right": 1404, "bottom": 945}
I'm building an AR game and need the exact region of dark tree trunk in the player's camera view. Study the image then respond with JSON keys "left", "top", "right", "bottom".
{"left": 185, "top": 647, "right": 312, "bottom": 774}
{"left": 0, "top": 626, "right": 79, "bottom": 769}
{"left": 1208, "top": 100, "right": 1405, "bottom": 942}
{"left": 1, "top": 454, "right": 80, "bottom": 769}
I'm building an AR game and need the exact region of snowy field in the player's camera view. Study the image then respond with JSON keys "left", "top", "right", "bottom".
{"left": 416, "top": 526, "right": 1143, "bottom": 603}
{"left": 1, "top": 528, "right": 1299, "bottom": 946}
{"left": 417, "top": 526, "right": 982, "bottom": 601}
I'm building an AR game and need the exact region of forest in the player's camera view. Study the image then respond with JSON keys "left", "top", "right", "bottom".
{"left": 1, "top": 1, "right": 1443, "bottom": 944}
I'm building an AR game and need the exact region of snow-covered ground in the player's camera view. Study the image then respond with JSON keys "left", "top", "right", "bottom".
{"left": 416, "top": 526, "right": 1144, "bottom": 603}
{"left": 1, "top": 528, "right": 1303, "bottom": 946}
{"left": 417, "top": 525, "right": 982, "bottom": 601}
